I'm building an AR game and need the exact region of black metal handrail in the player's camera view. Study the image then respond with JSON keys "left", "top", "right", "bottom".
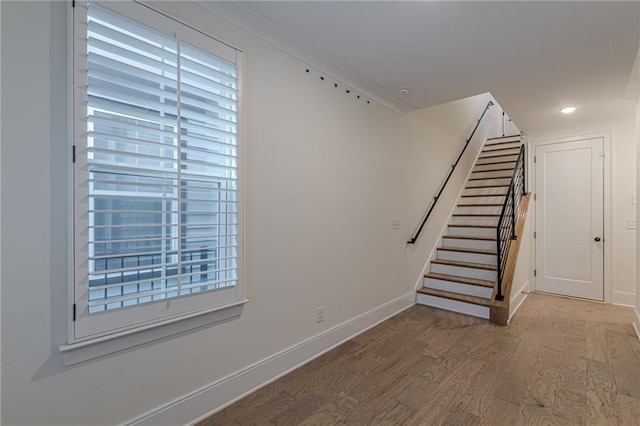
{"left": 495, "top": 144, "right": 526, "bottom": 301}
{"left": 407, "top": 101, "right": 494, "bottom": 244}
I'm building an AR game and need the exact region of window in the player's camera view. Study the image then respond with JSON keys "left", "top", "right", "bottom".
{"left": 72, "top": 1, "right": 244, "bottom": 342}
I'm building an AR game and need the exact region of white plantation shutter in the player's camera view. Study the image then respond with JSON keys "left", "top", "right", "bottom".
{"left": 73, "top": 1, "right": 243, "bottom": 340}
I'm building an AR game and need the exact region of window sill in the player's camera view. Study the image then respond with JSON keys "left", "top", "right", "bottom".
{"left": 59, "top": 299, "right": 249, "bottom": 366}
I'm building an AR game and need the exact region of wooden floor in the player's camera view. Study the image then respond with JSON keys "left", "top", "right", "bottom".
{"left": 199, "top": 293, "right": 640, "bottom": 425}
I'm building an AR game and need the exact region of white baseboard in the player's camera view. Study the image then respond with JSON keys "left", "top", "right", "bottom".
{"left": 633, "top": 309, "right": 640, "bottom": 342}
{"left": 508, "top": 281, "right": 529, "bottom": 323}
{"left": 126, "top": 291, "right": 415, "bottom": 426}
{"left": 612, "top": 291, "right": 636, "bottom": 307}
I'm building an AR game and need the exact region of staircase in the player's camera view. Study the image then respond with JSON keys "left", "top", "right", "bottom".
{"left": 416, "top": 135, "right": 523, "bottom": 319}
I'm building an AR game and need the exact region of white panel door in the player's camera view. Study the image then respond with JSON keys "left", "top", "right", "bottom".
{"left": 535, "top": 138, "right": 604, "bottom": 300}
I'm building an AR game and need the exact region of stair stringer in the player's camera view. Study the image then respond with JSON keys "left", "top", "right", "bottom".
{"left": 489, "top": 193, "right": 532, "bottom": 325}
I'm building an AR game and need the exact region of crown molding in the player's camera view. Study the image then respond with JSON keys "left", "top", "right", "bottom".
{"left": 195, "top": 1, "right": 412, "bottom": 115}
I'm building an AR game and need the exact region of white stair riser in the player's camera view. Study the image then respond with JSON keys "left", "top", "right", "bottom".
{"left": 463, "top": 187, "right": 508, "bottom": 196}
{"left": 448, "top": 225, "right": 495, "bottom": 238}
{"left": 455, "top": 205, "right": 502, "bottom": 215}
{"left": 442, "top": 237, "right": 496, "bottom": 250}
{"left": 459, "top": 195, "right": 506, "bottom": 203}
{"left": 476, "top": 155, "right": 519, "bottom": 166}
{"left": 480, "top": 147, "right": 521, "bottom": 158}
{"left": 471, "top": 170, "right": 514, "bottom": 179}
{"left": 486, "top": 136, "right": 520, "bottom": 145}
{"left": 431, "top": 263, "right": 497, "bottom": 281}
{"left": 482, "top": 142, "right": 522, "bottom": 152}
{"left": 467, "top": 179, "right": 510, "bottom": 188}
{"left": 474, "top": 162, "right": 516, "bottom": 172}
{"left": 450, "top": 216, "right": 499, "bottom": 226}
{"left": 423, "top": 278, "right": 494, "bottom": 299}
{"left": 416, "top": 293, "right": 490, "bottom": 319}
{"left": 437, "top": 249, "right": 497, "bottom": 265}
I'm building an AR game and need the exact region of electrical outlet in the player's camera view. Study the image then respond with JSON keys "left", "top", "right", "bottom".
{"left": 316, "top": 306, "right": 325, "bottom": 323}
{"left": 627, "top": 220, "right": 637, "bottom": 230}
{"left": 392, "top": 218, "right": 400, "bottom": 230}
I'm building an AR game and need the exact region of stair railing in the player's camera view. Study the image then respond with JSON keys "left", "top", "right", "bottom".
{"left": 407, "top": 101, "right": 494, "bottom": 244}
{"left": 495, "top": 145, "right": 526, "bottom": 300}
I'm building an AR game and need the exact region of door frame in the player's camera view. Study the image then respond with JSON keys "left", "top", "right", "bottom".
{"left": 527, "top": 131, "right": 612, "bottom": 303}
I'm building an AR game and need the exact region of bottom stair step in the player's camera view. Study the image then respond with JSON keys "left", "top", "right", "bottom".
{"left": 417, "top": 288, "right": 491, "bottom": 319}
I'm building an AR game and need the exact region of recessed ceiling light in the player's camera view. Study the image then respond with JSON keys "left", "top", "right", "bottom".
{"left": 398, "top": 87, "right": 411, "bottom": 95}
{"left": 560, "top": 106, "right": 577, "bottom": 114}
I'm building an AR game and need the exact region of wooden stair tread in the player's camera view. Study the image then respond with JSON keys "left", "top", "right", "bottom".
{"left": 461, "top": 194, "right": 507, "bottom": 198}
{"left": 444, "top": 234, "right": 496, "bottom": 241}
{"left": 475, "top": 159, "right": 519, "bottom": 165}
{"left": 481, "top": 146, "right": 521, "bottom": 153}
{"left": 417, "top": 287, "right": 492, "bottom": 307}
{"left": 465, "top": 184, "right": 510, "bottom": 189}
{"left": 438, "top": 246, "right": 497, "bottom": 255}
{"left": 484, "top": 141, "right": 522, "bottom": 149}
{"left": 452, "top": 213, "right": 500, "bottom": 217}
{"left": 479, "top": 153, "right": 519, "bottom": 160}
{"left": 472, "top": 167, "right": 515, "bottom": 172}
{"left": 468, "top": 176, "right": 512, "bottom": 181}
{"left": 487, "top": 134, "right": 521, "bottom": 141}
{"left": 431, "top": 258, "right": 497, "bottom": 271}
{"left": 425, "top": 271, "right": 495, "bottom": 288}
{"left": 449, "top": 224, "right": 494, "bottom": 228}
{"left": 458, "top": 203, "right": 503, "bottom": 207}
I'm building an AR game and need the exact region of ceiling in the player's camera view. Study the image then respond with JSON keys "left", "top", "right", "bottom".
{"left": 231, "top": 1, "right": 639, "bottom": 133}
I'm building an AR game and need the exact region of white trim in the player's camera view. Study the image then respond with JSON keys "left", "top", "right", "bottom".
{"left": 0, "top": 2, "right": 3, "bottom": 421}
{"left": 70, "top": 0, "right": 247, "bottom": 343}
{"left": 528, "top": 131, "right": 613, "bottom": 303}
{"left": 612, "top": 291, "right": 637, "bottom": 307}
{"left": 192, "top": 1, "right": 411, "bottom": 115}
{"left": 60, "top": 299, "right": 248, "bottom": 366}
{"left": 633, "top": 309, "right": 640, "bottom": 342}
{"left": 509, "top": 281, "right": 529, "bottom": 323}
{"left": 67, "top": 0, "right": 76, "bottom": 345}
{"left": 125, "top": 291, "right": 415, "bottom": 426}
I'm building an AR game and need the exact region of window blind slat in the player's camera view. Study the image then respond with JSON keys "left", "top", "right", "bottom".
{"left": 87, "top": 37, "right": 177, "bottom": 77}
{"left": 88, "top": 20, "right": 176, "bottom": 63}
{"left": 88, "top": 52, "right": 178, "bottom": 89}
{"left": 88, "top": 87, "right": 177, "bottom": 122}
{"left": 88, "top": 244, "right": 237, "bottom": 261}
{"left": 181, "top": 43, "right": 237, "bottom": 77}
{"left": 88, "top": 115, "right": 178, "bottom": 142}
{"left": 88, "top": 5, "right": 177, "bottom": 51}
{"left": 88, "top": 147, "right": 178, "bottom": 164}
{"left": 180, "top": 81, "right": 237, "bottom": 113}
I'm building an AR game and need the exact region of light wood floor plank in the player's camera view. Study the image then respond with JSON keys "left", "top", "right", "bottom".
{"left": 198, "top": 293, "right": 640, "bottom": 426}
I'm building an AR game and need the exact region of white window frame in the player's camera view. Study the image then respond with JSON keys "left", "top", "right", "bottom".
{"left": 61, "top": 0, "right": 246, "bottom": 364}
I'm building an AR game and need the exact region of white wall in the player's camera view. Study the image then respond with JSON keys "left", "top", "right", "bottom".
{"left": 0, "top": 2, "right": 503, "bottom": 424}
{"left": 527, "top": 103, "right": 637, "bottom": 305}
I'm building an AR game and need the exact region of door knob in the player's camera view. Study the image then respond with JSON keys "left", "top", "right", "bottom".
{"left": 594, "top": 237, "right": 601, "bottom": 242}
